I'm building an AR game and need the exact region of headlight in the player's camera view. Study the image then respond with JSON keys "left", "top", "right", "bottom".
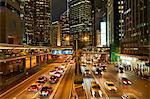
{"left": 92, "top": 90, "right": 95, "bottom": 95}
{"left": 123, "top": 81, "right": 127, "bottom": 84}
{"left": 128, "top": 81, "right": 132, "bottom": 84}
{"left": 114, "top": 87, "right": 117, "bottom": 90}
{"left": 99, "top": 90, "right": 102, "bottom": 94}
{"left": 108, "top": 87, "right": 111, "bottom": 90}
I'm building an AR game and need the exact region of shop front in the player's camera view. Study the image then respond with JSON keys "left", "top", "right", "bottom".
{"left": 119, "top": 55, "right": 150, "bottom": 78}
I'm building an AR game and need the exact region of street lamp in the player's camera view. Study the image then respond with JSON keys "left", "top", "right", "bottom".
{"left": 82, "top": 36, "right": 89, "bottom": 41}
{"left": 65, "top": 36, "right": 70, "bottom": 41}
{"left": 75, "top": 35, "right": 89, "bottom": 75}
{"left": 64, "top": 36, "right": 70, "bottom": 46}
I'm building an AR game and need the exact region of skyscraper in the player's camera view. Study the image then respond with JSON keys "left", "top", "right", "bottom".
{"left": 107, "top": 0, "right": 124, "bottom": 47}
{"left": 60, "top": 10, "right": 70, "bottom": 46}
{"left": 51, "top": 21, "right": 61, "bottom": 46}
{"left": 91, "top": 0, "right": 107, "bottom": 47}
{"left": 120, "top": 0, "right": 150, "bottom": 71}
{"left": 0, "top": 0, "right": 24, "bottom": 44}
{"left": 69, "top": 0, "right": 92, "bottom": 46}
{"left": 24, "top": 0, "right": 52, "bottom": 46}
{"left": 107, "top": 0, "right": 125, "bottom": 62}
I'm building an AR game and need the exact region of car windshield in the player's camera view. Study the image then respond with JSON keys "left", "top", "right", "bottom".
{"left": 31, "top": 85, "right": 37, "bottom": 87}
{"left": 107, "top": 83, "right": 114, "bottom": 86}
{"left": 122, "top": 78, "right": 128, "bottom": 80}
{"left": 92, "top": 85, "right": 100, "bottom": 89}
{"left": 85, "top": 70, "right": 89, "bottom": 72}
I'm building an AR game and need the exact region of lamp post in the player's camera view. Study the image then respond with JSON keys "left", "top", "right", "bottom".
{"left": 75, "top": 35, "right": 89, "bottom": 75}
{"left": 65, "top": 36, "right": 70, "bottom": 46}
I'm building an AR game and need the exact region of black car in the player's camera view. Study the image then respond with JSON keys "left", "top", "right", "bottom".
{"left": 49, "top": 76, "right": 59, "bottom": 84}
{"left": 37, "top": 76, "right": 48, "bottom": 83}
{"left": 40, "top": 86, "right": 53, "bottom": 96}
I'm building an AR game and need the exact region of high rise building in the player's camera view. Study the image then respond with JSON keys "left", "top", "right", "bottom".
{"left": 91, "top": 0, "right": 107, "bottom": 47}
{"left": 24, "top": 0, "right": 52, "bottom": 46}
{"left": 51, "top": 21, "right": 61, "bottom": 46}
{"left": 68, "top": 0, "right": 92, "bottom": 46}
{"left": 0, "top": 0, "right": 24, "bottom": 44}
{"left": 120, "top": 0, "right": 150, "bottom": 72}
{"left": 107, "top": 0, "right": 124, "bottom": 47}
{"left": 60, "top": 10, "right": 71, "bottom": 46}
{"left": 107, "top": 0, "right": 125, "bottom": 62}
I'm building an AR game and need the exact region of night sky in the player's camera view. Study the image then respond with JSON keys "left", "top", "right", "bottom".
{"left": 52, "top": 0, "right": 67, "bottom": 21}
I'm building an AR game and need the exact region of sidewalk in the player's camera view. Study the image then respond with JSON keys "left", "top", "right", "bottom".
{"left": 109, "top": 63, "right": 150, "bottom": 82}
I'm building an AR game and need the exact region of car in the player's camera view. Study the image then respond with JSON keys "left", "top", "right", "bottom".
{"left": 40, "top": 86, "right": 53, "bottom": 96}
{"left": 119, "top": 67, "right": 124, "bottom": 73}
{"left": 91, "top": 83, "right": 102, "bottom": 97}
{"left": 54, "top": 72, "right": 62, "bottom": 78}
{"left": 121, "top": 77, "right": 132, "bottom": 85}
{"left": 49, "top": 76, "right": 59, "bottom": 84}
{"left": 84, "top": 69, "right": 91, "bottom": 77}
{"left": 27, "top": 83, "right": 42, "bottom": 92}
{"left": 37, "top": 76, "right": 48, "bottom": 84}
{"left": 56, "top": 68, "right": 64, "bottom": 73}
{"left": 49, "top": 70, "right": 57, "bottom": 75}
{"left": 122, "top": 93, "right": 138, "bottom": 99}
{"left": 95, "top": 67, "right": 102, "bottom": 75}
{"left": 101, "top": 65, "right": 107, "bottom": 71}
{"left": 104, "top": 81, "right": 117, "bottom": 91}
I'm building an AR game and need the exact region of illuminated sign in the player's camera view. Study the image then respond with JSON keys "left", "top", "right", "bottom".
{"left": 52, "top": 50, "right": 73, "bottom": 55}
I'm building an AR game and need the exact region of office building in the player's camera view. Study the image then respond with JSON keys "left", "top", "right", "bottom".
{"left": 51, "top": 21, "right": 61, "bottom": 46}
{"left": 91, "top": 0, "right": 107, "bottom": 47}
{"left": 107, "top": 0, "right": 124, "bottom": 47}
{"left": 24, "top": 0, "right": 52, "bottom": 46}
{"left": 120, "top": 0, "right": 150, "bottom": 73}
{"left": 60, "top": 10, "right": 71, "bottom": 46}
{"left": 0, "top": 0, "right": 24, "bottom": 44}
{"left": 69, "top": 0, "right": 92, "bottom": 46}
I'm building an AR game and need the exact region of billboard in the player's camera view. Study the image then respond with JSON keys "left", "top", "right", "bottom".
{"left": 52, "top": 50, "right": 73, "bottom": 55}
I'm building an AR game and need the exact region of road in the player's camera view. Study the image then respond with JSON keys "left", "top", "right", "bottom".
{"left": 53, "top": 63, "right": 75, "bottom": 99}
{"left": 89, "top": 64, "right": 150, "bottom": 99}
{"left": 0, "top": 55, "right": 70, "bottom": 99}
{"left": 81, "top": 66, "right": 109, "bottom": 99}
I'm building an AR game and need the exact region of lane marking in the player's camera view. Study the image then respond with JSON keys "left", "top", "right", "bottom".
{"left": 15, "top": 88, "right": 28, "bottom": 98}
{"left": 88, "top": 65, "right": 109, "bottom": 99}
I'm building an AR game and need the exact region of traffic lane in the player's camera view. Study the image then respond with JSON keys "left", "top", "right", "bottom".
{"left": 1, "top": 67, "right": 48, "bottom": 99}
{"left": 120, "top": 71, "right": 149, "bottom": 98}
{"left": 87, "top": 66, "right": 110, "bottom": 99}
{"left": 1, "top": 63, "right": 65, "bottom": 99}
{"left": 102, "top": 65, "right": 143, "bottom": 98}
{"left": 88, "top": 64, "right": 122, "bottom": 98}
{"left": 17, "top": 63, "right": 66, "bottom": 99}
{"left": 107, "top": 64, "right": 149, "bottom": 98}
{"left": 53, "top": 64, "right": 74, "bottom": 99}
{"left": 83, "top": 78, "right": 93, "bottom": 99}
{"left": 95, "top": 73, "right": 123, "bottom": 98}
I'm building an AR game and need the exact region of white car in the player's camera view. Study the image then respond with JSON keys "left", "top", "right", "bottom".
{"left": 104, "top": 81, "right": 117, "bottom": 91}
{"left": 49, "top": 70, "right": 57, "bottom": 75}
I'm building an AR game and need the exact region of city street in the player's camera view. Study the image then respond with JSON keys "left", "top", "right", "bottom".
{"left": 52, "top": 63, "right": 75, "bottom": 99}
{"left": 0, "top": 56, "right": 72, "bottom": 99}
{"left": 81, "top": 54, "right": 150, "bottom": 99}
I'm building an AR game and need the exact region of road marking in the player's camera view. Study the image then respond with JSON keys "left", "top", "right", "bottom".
{"left": 88, "top": 65, "right": 109, "bottom": 99}
{"left": 15, "top": 88, "right": 27, "bottom": 98}
{"left": 32, "top": 91, "right": 39, "bottom": 99}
